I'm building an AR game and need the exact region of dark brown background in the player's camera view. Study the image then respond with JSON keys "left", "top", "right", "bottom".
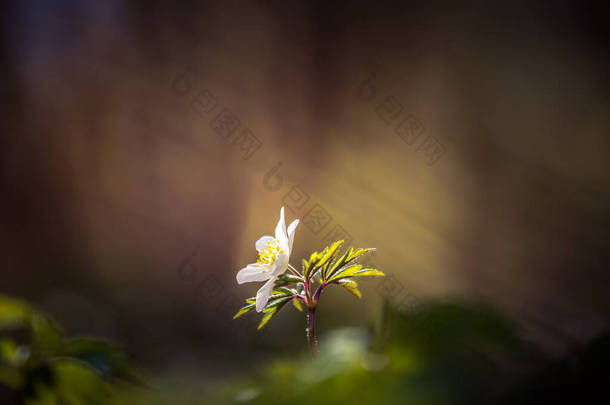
{"left": 2, "top": 0, "right": 609, "bottom": 371}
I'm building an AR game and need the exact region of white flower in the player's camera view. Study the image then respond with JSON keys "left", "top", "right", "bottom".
{"left": 236, "top": 207, "right": 299, "bottom": 312}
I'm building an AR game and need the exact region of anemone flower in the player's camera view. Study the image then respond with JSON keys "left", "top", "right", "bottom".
{"left": 236, "top": 207, "right": 299, "bottom": 311}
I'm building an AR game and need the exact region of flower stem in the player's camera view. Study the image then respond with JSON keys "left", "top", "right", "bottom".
{"left": 304, "top": 278, "right": 313, "bottom": 305}
{"left": 306, "top": 307, "right": 318, "bottom": 357}
{"left": 313, "top": 282, "right": 325, "bottom": 304}
{"left": 287, "top": 263, "right": 303, "bottom": 278}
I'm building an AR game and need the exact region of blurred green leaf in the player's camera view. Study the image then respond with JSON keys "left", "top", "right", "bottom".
{"left": 1, "top": 295, "right": 143, "bottom": 403}
{"left": 0, "top": 295, "right": 62, "bottom": 354}
{"left": 46, "top": 358, "right": 110, "bottom": 405}
{"left": 0, "top": 338, "right": 18, "bottom": 365}
{"left": 0, "top": 367, "right": 23, "bottom": 389}
{"left": 60, "top": 339, "right": 142, "bottom": 384}
{"left": 0, "top": 297, "right": 29, "bottom": 327}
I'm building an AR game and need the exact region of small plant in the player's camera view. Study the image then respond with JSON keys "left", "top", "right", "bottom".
{"left": 234, "top": 207, "right": 384, "bottom": 356}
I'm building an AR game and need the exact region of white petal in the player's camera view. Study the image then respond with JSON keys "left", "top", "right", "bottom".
{"left": 287, "top": 219, "right": 299, "bottom": 252}
{"left": 256, "top": 277, "right": 277, "bottom": 312}
{"left": 271, "top": 253, "right": 289, "bottom": 277}
{"left": 255, "top": 236, "right": 274, "bottom": 252}
{"left": 236, "top": 264, "right": 272, "bottom": 284}
{"left": 275, "top": 207, "right": 288, "bottom": 247}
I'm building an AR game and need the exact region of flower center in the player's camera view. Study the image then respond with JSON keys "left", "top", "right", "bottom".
{"left": 257, "top": 239, "right": 285, "bottom": 270}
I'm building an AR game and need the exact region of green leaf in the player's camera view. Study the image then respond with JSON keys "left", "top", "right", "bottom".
{"left": 257, "top": 296, "right": 292, "bottom": 330}
{"left": 60, "top": 338, "right": 143, "bottom": 385}
{"left": 0, "top": 296, "right": 29, "bottom": 327}
{"left": 267, "top": 293, "right": 292, "bottom": 302}
{"left": 0, "top": 295, "right": 63, "bottom": 353}
{"left": 49, "top": 358, "right": 111, "bottom": 405}
{"left": 274, "top": 273, "right": 304, "bottom": 288}
{"left": 302, "top": 255, "right": 319, "bottom": 280}
{"left": 347, "top": 248, "right": 376, "bottom": 262}
{"left": 303, "top": 240, "right": 344, "bottom": 280}
{"left": 271, "top": 287, "right": 295, "bottom": 296}
{"left": 257, "top": 307, "right": 278, "bottom": 331}
{"left": 0, "top": 367, "right": 22, "bottom": 389}
{"left": 325, "top": 247, "right": 353, "bottom": 281}
{"left": 233, "top": 303, "right": 256, "bottom": 319}
{"left": 317, "top": 240, "right": 344, "bottom": 279}
{"left": 0, "top": 339, "right": 18, "bottom": 366}
{"left": 327, "top": 265, "right": 385, "bottom": 282}
{"left": 325, "top": 247, "right": 376, "bottom": 281}
{"left": 336, "top": 279, "right": 362, "bottom": 299}
{"left": 327, "top": 264, "right": 363, "bottom": 283}
{"left": 263, "top": 296, "right": 292, "bottom": 310}
{"left": 292, "top": 298, "right": 304, "bottom": 312}
{"left": 353, "top": 269, "right": 386, "bottom": 278}
{"left": 236, "top": 288, "right": 293, "bottom": 320}
{"left": 295, "top": 283, "right": 304, "bottom": 295}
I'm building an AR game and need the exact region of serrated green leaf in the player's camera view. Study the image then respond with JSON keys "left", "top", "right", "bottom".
{"left": 271, "top": 287, "right": 295, "bottom": 296}
{"left": 257, "top": 307, "right": 278, "bottom": 330}
{"left": 347, "top": 247, "right": 376, "bottom": 262}
{"left": 264, "top": 296, "right": 293, "bottom": 310}
{"left": 336, "top": 279, "right": 362, "bottom": 299}
{"left": 303, "top": 240, "right": 344, "bottom": 280}
{"left": 327, "top": 264, "right": 363, "bottom": 283}
{"left": 325, "top": 247, "right": 377, "bottom": 282}
{"left": 318, "top": 240, "right": 344, "bottom": 279}
{"left": 353, "top": 269, "right": 386, "bottom": 278}
{"left": 233, "top": 303, "right": 256, "bottom": 319}
{"left": 309, "top": 268, "right": 322, "bottom": 283}
{"left": 302, "top": 258, "right": 310, "bottom": 279}
{"left": 257, "top": 296, "right": 292, "bottom": 330}
{"left": 266, "top": 292, "right": 293, "bottom": 302}
{"left": 292, "top": 298, "right": 304, "bottom": 312}
{"left": 237, "top": 292, "right": 292, "bottom": 320}
{"left": 319, "top": 263, "right": 332, "bottom": 282}
{"left": 302, "top": 253, "right": 321, "bottom": 280}
{"left": 295, "top": 283, "right": 304, "bottom": 294}
{"left": 274, "top": 273, "right": 304, "bottom": 288}
{"left": 325, "top": 247, "right": 353, "bottom": 281}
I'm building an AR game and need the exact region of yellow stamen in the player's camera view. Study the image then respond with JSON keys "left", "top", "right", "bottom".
{"left": 257, "top": 239, "right": 283, "bottom": 267}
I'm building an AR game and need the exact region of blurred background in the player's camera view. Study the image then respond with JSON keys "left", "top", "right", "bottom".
{"left": 2, "top": 0, "right": 609, "bottom": 404}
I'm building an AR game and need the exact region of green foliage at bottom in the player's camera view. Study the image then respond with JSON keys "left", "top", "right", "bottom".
{"left": 219, "top": 299, "right": 521, "bottom": 405}
{"left": 0, "top": 295, "right": 142, "bottom": 405}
